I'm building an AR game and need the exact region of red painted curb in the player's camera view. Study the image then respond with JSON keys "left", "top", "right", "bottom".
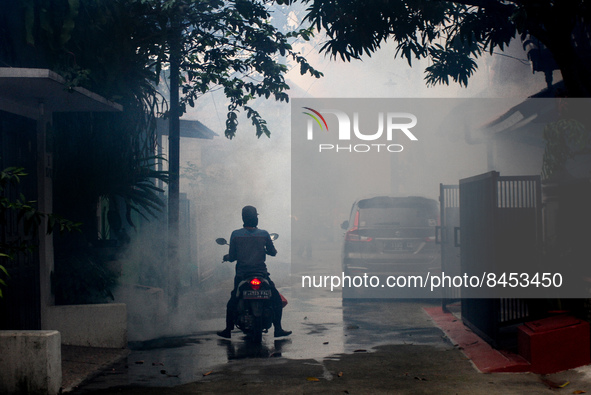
{"left": 424, "top": 306, "right": 531, "bottom": 373}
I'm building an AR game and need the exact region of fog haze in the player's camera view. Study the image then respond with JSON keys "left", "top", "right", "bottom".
{"left": 115, "top": 5, "right": 556, "bottom": 338}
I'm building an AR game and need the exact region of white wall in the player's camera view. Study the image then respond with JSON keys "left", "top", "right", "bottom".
{"left": 45, "top": 304, "right": 127, "bottom": 348}
{"left": 0, "top": 330, "right": 62, "bottom": 395}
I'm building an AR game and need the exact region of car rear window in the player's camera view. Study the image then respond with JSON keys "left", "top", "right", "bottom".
{"left": 356, "top": 197, "right": 438, "bottom": 228}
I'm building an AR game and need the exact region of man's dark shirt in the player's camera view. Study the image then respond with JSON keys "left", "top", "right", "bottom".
{"left": 226, "top": 227, "right": 277, "bottom": 277}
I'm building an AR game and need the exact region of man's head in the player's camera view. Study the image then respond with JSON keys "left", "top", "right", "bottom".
{"left": 242, "top": 205, "right": 259, "bottom": 227}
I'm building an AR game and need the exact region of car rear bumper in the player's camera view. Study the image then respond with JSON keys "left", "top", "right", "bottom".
{"left": 344, "top": 252, "right": 440, "bottom": 264}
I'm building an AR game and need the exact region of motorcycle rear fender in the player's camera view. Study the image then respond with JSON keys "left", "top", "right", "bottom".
{"left": 250, "top": 300, "right": 263, "bottom": 317}
{"left": 235, "top": 276, "right": 271, "bottom": 298}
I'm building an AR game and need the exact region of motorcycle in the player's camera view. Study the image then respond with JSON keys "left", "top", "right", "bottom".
{"left": 215, "top": 233, "right": 279, "bottom": 343}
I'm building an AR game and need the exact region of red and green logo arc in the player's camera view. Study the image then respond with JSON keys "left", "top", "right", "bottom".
{"left": 303, "top": 107, "right": 329, "bottom": 131}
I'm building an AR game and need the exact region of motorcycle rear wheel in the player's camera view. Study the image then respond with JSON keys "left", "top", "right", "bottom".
{"left": 251, "top": 316, "right": 263, "bottom": 343}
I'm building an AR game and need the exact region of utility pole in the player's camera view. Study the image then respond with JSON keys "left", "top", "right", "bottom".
{"left": 167, "top": 10, "right": 181, "bottom": 308}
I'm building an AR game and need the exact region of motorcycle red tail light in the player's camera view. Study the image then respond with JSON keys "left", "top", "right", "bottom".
{"left": 250, "top": 278, "right": 262, "bottom": 290}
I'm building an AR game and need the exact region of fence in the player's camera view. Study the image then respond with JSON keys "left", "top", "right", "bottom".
{"left": 438, "top": 184, "right": 461, "bottom": 312}
{"left": 459, "top": 171, "right": 542, "bottom": 348}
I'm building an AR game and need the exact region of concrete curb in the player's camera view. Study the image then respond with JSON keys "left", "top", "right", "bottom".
{"left": 61, "top": 346, "right": 130, "bottom": 393}
{"left": 424, "top": 306, "right": 532, "bottom": 373}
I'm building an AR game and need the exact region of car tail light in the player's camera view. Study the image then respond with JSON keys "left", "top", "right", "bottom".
{"left": 345, "top": 231, "right": 373, "bottom": 242}
{"left": 424, "top": 236, "right": 436, "bottom": 242}
{"left": 345, "top": 212, "right": 372, "bottom": 241}
{"left": 250, "top": 278, "right": 262, "bottom": 290}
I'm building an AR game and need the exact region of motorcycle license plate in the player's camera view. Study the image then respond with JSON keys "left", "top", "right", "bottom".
{"left": 243, "top": 289, "right": 272, "bottom": 299}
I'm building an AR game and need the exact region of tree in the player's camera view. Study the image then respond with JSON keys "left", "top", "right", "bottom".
{"left": 1, "top": 0, "right": 320, "bottom": 229}
{"left": 2, "top": 0, "right": 321, "bottom": 135}
{"left": 135, "top": 1, "right": 321, "bottom": 293}
{"left": 292, "top": 0, "right": 591, "bottom": 96}
{"left": 1, "top": 1, "right": 171, "bottom": 233}
{"left": 147, "top": 0, "right": 322, "bottom": 138}
{"left": 1, "top": 0, "right": 321, "bottom": 301}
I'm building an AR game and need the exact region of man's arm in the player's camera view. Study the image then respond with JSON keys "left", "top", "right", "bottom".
{"left": 265, "top": 233, "right": 277, "bottom": 257}
{"left": 226, "top": 232, "right": 238, "bottom": 262}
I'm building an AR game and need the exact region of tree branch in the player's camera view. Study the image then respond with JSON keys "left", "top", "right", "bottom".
{"left": 435, "top": 0, "right": 516, "bottom": 13}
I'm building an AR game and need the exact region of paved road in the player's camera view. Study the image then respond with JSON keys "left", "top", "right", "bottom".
{"left": 70, "top": 246, "right": 591, "bottom": 394}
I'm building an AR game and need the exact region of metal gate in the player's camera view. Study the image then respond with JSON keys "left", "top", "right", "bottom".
{"left": 459, "top": 171, "right": 542, "bottom": 348}
{"left": 438, "top": 184, "right": 461, "bottom": 312}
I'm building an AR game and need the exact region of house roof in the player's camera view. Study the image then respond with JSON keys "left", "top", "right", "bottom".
{"left": 477, "top": 85, "right": 567, "bottom": 147}
{"left": 476, "top": 80, "right": 577, "bottom": 144}
{"left": 0, "top": 68, "right": 122, "bottom": 119}
{"left": 156, "top": 118, "right": 217, "bottom": 139}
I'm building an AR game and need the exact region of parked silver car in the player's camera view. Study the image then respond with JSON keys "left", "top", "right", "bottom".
{"left": 341, "top": 195, "right": 441, "bottom": 298}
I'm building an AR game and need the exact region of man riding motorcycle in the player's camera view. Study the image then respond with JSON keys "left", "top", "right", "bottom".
{"left": 217, "top": 205, "right": 292, "bottom": 339}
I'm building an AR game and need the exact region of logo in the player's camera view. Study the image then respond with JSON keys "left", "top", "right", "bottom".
{"left": 302, "top": 108, "right": 418, "bottom": 153}
{"left": 302, "top": 107, "right": 329, "bottom": 135}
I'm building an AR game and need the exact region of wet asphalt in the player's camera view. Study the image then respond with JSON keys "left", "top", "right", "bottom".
{"left": 72, "top": 247, "right": 450, "bottom": 391}
{"left": 68, "top": 246, "right": 591, "bottom": 394}
{"left": 75, "top": 294, "right": 446, "bottom": 389}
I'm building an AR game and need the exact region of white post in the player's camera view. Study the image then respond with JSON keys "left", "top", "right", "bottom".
{"left": 37, "top": 102, "right": 54, "bottom": 329}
